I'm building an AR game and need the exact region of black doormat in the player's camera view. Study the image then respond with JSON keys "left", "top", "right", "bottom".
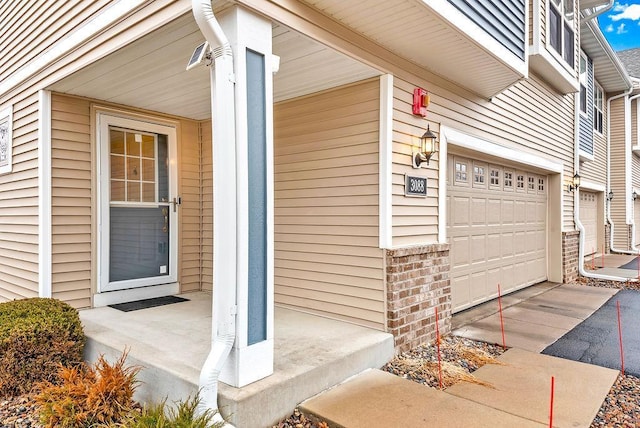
{"left": 619, "top": 257, "right": 640, "bottom": 270}
{"left": 542, "top": 290, "right": 640, "bottom": 377}
{"left": 108, "top": 295, "right": 189, "bottom": 312}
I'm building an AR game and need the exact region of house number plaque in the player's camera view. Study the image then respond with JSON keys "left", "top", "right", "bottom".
{"left": 405, "top": 175, "right": 427, "bottom": 197}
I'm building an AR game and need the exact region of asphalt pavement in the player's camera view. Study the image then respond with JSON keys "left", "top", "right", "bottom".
{"left": 542, "top": 289, "right": 640, "bottom": 377}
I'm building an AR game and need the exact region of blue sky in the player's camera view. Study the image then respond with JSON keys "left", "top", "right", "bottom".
{"left": 599, "top": 2, "right": 640, "bottom": 51}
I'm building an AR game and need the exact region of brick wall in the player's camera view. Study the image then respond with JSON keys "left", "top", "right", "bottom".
{"left": 604, "top": 223, "right": 610, "bottom": 254}
{"left": 385, "top": 243, "right": 450, "bottom": 353}
{"left": 562, "top": 231, "right": 580, "bottom": 283}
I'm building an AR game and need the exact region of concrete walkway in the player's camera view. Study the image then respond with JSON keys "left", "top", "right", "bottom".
{"left": 301, "top": 283, "right": 621, "bottom": 427}
{"left": 584, "top": 253, "right": 640, "bottom": 279}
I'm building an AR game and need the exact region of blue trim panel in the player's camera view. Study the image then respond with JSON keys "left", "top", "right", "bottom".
{"left": 448, "top": 0, "right": 526, "bottom": 61}
{"left": 246, "top": 49, "right": 267, "bottom": 345}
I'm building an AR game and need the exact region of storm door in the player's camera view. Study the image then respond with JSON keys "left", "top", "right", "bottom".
{"left": 98, "top": 114, "right": 178, "bottom": 292}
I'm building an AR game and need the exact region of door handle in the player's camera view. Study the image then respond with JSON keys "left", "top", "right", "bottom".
{"left": 171, "top": 196, "right": 182, "bottom": 212}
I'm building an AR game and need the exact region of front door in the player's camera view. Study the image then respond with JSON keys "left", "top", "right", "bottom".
{"left": 98, "top": 113, "right": 178, "bottom": 293}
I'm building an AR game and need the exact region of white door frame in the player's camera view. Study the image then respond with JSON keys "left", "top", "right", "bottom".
{"left": 96, "top": 111, "right": 179, "bottom": 294}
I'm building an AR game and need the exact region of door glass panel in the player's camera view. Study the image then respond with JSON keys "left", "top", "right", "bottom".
{"left": 109, "top": 206, "right": 169, "bottom": 282}
{"left": 108, "top": 127, "right": 170, "bottom": 283}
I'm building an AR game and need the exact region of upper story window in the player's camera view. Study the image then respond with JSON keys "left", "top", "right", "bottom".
{"left": 0, "top": 106, "right": 12, "bottom": 175}
{"left": 579, "top": 53, "right": 588, "bottom": 115}
{"left": 549, "top": 0, "right": 575, "bottom": 68}
{"left": 594, "top": 84, "right": 604, "bottom": 134}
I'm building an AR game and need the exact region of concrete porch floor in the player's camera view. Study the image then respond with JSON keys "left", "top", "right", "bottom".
{"left": 79, "top": 291, "right": 394, "bottom": 428}
{"left": 583, "top": 252, "right": 639, "bottom": 279}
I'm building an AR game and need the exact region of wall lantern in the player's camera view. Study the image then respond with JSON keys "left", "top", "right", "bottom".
{"left": 633, "top": 191, "right": 638, "bottom": 201}
{"left": 607, "top": 191, "right": 614, "bottom": 201}
{"left": 413, "top": 125, "right": 439, "bottom": 168}
{"left": 567, "top": 172, "right": 580, "bottom": 192}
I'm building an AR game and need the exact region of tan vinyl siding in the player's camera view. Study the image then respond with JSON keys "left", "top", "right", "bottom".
{"left": 200, "top": 120, "right": 213, "bottom": 291}
{"left": 274, "top": 79, "right": 385, "bottom": 329}
{"left": 51, "top": 95, "right": 92, "bottom": 308}
{"left": 0, "top": 93, "right": 40, "bottom": 303}
{"left": 392, "top": 73, "right": 575, "bottom": 245}
{"left": 50, "top": 93, "right": 210, "bottom": 306}
{"left": 610, "top": 98, "right": 627, "bottom": 249}
{"left": 179, "top": 120, "right": 202, "bottom": 292}
{"left": 0, "top": 1, "right": 111, "bottom": 82}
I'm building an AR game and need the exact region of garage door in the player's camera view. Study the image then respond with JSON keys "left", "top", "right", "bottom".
{"left": 447, "top": 155, "right": 547, "bottom": 313}
{"left": 580, "top": 191, "right": 598, "bottom": 256}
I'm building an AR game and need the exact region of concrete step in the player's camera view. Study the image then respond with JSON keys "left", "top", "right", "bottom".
{"left": 80, "top": 297, "right": 394, "bottom": 428}
{"left": 301, "top": 349, "right": 618, "bottom": 428}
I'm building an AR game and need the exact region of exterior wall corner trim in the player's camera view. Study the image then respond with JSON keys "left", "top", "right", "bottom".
{"left": 38, "top": 90, "right": 52, "bottom": 298}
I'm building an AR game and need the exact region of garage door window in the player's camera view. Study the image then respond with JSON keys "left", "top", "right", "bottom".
{"left": 455, "top": 161, "right": 468, "bottom": 183}
{"left": 490, "top": 168, "right": 500, "bottom": 188}
{"left": 538, "top": 178, "right": 545, "bottom": 193}
{"left": 516, "top": 174, "right": 525, "bottom": 191}
{"left": 528, "top": 176, "right": 536, "bottom": 192}
{"left": 504, "top": 171, "right": 514, "bottom": 190}
{"left": 473, "top": 164, "right": 486, "bottom": 187}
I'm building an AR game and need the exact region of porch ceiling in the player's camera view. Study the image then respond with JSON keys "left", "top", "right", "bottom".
{"left": 49, "top": 12, "right": 380, "bottom": 121}
{"left": 297, "top": 0, "right": 524, "bottom": 98}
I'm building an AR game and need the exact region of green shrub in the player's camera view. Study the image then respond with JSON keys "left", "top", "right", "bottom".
{"left": 36, "top": 352, "right": 140, "bottom": 427}
{"left": 113, "top": 394, "right": 224, "bottom": 428}
{"left": 0, "top": 298, "right": 85, "bottom": 397}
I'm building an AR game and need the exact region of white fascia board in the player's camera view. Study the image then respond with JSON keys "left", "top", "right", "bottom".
{"left": 441, "top": 127, "right": 565, "bottom": 173}
{"left": 580, "top": 180, "right": 606, "bottom": 192}
{"left": 38, "top": 90, "right": 52, "bottom": 298}
{"left": 379, "top": 74, "right": 393, "bottom": 249}
{"left": 0, "top": 0, "right": 146, "bottom": 97}
{"left": 421, "top": 0, "right": 527, "bottom": 79}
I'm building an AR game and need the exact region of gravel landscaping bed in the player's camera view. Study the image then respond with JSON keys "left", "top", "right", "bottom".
{"left": 382, "top": 335, "right": 505, "bottom": 389}
{"left": 591, "top": 373, "right": 640, "bottom": 427}
{"left": 574, "top": 275, "right": 640, "bottom": 290}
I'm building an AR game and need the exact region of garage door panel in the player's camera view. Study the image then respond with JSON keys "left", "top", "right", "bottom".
{"left": 470, "top": 272, "right": 486, "bottom": 303}
{"left": 487, "top": 199, "right": 501, "bottom": 225}
{"left": 471, "top": 198, "right": 486, "bottom": 224}
{"left": 515, "top": 200, "right": 526, "bottom": 224}
{"left": 451, "top": 236, "right": 470, "bottom": 267}
{"left": 452, "top": 196, "right": 470, "bottom": 226}
{"left": 471, "top": 235, "right": 486, "bottom": 263}
{"left": 448, "top": 154, "right": 547, "bottom": 313}
{"left": 503, "top": 200, "right": 514, "bottom": 223}
{"left": 514, "top": 231, "right": 526, "bottom": 255}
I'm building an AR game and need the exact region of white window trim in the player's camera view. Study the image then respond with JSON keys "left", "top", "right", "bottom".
{"left": 593, "top": 82, "right": 604, "bottom": 136}
{"left": 545, "top": 0, "right": 575, "bottom": 74}
{"left": 579, "top": 52, "right": 588, "bottom": 118}
{"left": 0, "top": 106, "right": 13, "bottom": 175}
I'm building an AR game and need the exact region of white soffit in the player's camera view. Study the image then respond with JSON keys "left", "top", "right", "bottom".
{"left": 300, "top": 0, "right": 524, "bottom": 98}
{"left": 48, "top": 13, "right": 379, "bottom": 120}
{"left": 581, "top": 20, "right": 632, "bottom": 93}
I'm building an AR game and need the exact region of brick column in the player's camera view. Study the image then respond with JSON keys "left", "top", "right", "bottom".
{"left": 385, "top": 243, "right": 450, "bottom": 353}
{"left": 562, "top": 231, "right": 580, "bottom": 282}
{"left": 604, "top": 223, "right": 611, "bottom": 254}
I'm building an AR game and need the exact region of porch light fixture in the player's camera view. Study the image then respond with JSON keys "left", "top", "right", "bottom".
{"left": 607, "top": 191, "right": 614, "bottom": 201}
{"left": 634, "top": 191, "right": 638, "bottom": 201}
{"left": 567, "top": 172, "right": 580, "bottom": 192}
{"left": 413, "top": 125, "right": 439, "bottom": 168}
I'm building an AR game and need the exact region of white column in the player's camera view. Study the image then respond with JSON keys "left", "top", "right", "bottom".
{"left": 217, "top": 6, "right": 274, "bottom": 388}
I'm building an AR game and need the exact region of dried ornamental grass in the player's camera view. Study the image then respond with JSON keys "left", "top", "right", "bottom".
{"left": 36, "top": 352, "right": 139, "bottom": 428}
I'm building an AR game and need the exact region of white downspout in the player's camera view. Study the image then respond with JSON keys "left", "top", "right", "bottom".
{"left": 607, "top": 87, "right": 636, "bottom": 255}
{"left": 192, "top": 1, "right": 237, "bottom": 425}
{"left": 575, "top": 93, "right": 629, "bottom": 281}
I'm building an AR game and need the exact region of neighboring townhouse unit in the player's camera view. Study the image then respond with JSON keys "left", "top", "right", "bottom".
{"left": 0, "top": 0, "right": 624, "bottom": 425}
{"left": 578, "top": 11, "right": 632, "bottom": 261}
{"left": 609, "top": 47, "right": 640, "bottom": 252}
